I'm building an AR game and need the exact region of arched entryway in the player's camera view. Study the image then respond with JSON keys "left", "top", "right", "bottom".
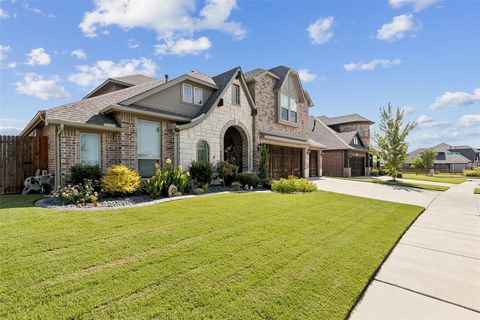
{"left": 223, "top": 126, "right": 245, "bottom": 172}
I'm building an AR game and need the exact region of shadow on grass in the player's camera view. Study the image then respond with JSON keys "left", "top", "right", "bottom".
{"left": 0, "top": 194, "right": 44, "bottom": 209}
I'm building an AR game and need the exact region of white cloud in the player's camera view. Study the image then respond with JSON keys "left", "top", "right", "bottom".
{"left": 71, "top": 49, "right": 87, "bottom": 60}
{"left": 298, "top": 69, "right": 317, "bottom": 83}
{"left": 0, "top": 44, "right": 11, "bottom": 62}
{"left": 388, "top": 0, "right": 439, "bottom": 11}
{"left": 344, "top": 58, "right": 401, "bottom": 71}
{"left": 25, "top": 48, "right": 51, "bottom": 66}
{"left": 458, "top": 114, "right": 480, "bottom": 128}
{"left": 400, "top": 105, "right": 414, "bottom": 115}
{"left": 68, "top": 57, "right": 157, "bottom": 87}
{"left": 15, "top": 73, "right": 70, "bottom": 100}
{"left": 22, "top": 2, "right": 55, "bottom": 18}
{"left": 430, "top": 88, "right": 480, "bottom": 110}
{"left": 0, "top": 118, "right": 27, "bottom": 135}
{"left": 376, "top": 14, "right": 418, "bottom": 42}
{"left": 0, "top": 7, "right": 10, "bottom": 19}
{"left": 7, "top": 62, "right": 17, "bottom": 69}
{"left": 128, "top": 38, "right": 140, "bottom": 49}
{"left": 415, "top": 114, "right": 449, "bottom": 128}
{"left": 307, "top": 16, "right": 334, "bottom": 45}
{"left": 78, "top": 0, "right": 245, "bottom": 57}
{"left": 155, "top": 37, "right": 212, "bottom": 56}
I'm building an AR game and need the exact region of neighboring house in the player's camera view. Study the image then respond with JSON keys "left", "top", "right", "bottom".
{"left": 21, "top": 66, "right": 325, "bottom": 187}
{"left": 309, "top": 114, "right": 373, "bottom": 177}
{"left": 404, "top": 143, "right": 479, "bottom": 173}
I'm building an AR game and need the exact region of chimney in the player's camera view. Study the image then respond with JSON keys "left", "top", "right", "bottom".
{"left": 164, "top": 74, "right": 169, "bottom": 82}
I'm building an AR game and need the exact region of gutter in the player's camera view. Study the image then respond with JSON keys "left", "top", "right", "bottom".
{"left": 46, "top": 119, "right": 123, "bottom": 132}
{"left": 101, "top": 104, "right": 191, "bottom": 122}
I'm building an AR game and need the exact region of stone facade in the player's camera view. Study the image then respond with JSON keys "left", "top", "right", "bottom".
{"left": 178, "top": 78, "right": 254, "bottom": 171}
{"left": 334, "top": 122, "right": 371, "bottom": 146}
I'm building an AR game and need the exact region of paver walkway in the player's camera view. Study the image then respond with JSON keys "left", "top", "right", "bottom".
{"left": 350, "top": 180, "right": 480, "bottom": 319}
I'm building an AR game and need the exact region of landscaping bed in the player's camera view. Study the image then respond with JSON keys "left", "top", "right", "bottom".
{"left": 0, "top": 192, "right": 423, "bottom": 319}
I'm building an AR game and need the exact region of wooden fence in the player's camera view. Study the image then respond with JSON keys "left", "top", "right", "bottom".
{"left": 0, "top": 136, "right": 48, "bottom": 194}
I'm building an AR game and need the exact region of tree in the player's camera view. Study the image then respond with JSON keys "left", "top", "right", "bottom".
{"left": 374, "top": 103, "right": 416, "bottom": 181}
{"left": 410, "top": 157, "right": 425, "bottom": 173}
{"left": 258, "top": 144, "right": 269, "bottom": 180}
{"left": 419, "top": 148, "right": 436, "bottom": 175}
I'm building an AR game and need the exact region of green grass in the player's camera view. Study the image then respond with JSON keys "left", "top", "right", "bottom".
{"left": 474, "top": 187, "right": 480, "bottom": 194}
{"left": 402, "top": 173, "right": 466, "bottom": 184}
{"left": 346, "top": 177, "right": 449, "bottom": 191}
{"left": 0, "top": 192, "right": 423, "bottom": 319}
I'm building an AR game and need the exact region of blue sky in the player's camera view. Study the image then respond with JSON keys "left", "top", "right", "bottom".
{"left": 0, "top": 0, "right": 479, "bottom": 150}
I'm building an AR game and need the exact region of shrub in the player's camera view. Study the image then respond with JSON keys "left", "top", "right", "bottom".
{"left": 231, "top": 182, "right": 242, "bottom": 190}
{"left": 102, "top": 164, "right": 141, "bottom": 196}
{"left": 70, "top": 164, "right": 102, "bottom": 188}
{"left": 56, "top": 179, "right": 98, "bottom": 205}
{"left": 464, "top": 169, "right": 480, "bottom": 177}
{"left": 189, "top": 161, "right": 213, "bottom": 185}
{"left": 193, "top": 188, "right": 205, "bottom": 195}
{"left": 236, "top": 173, "right": 260, "bottom": 188}
{"left": 261, "top": 178, "right": 273, "bottom": 189}
{"left": 271, "top": 178, "right": 317, "bottom": 194}
{"left": 145, "top": 159, "right": 190, "bottom": 199}
{"left": 371, "top": 168, "right": 379, "bottom": 176}
{"left": 396, "top": 173, "right": 403, "bottom": 178}
{"left": 258, "top": 145, "right": 269, "bottom": 180}
{"left": 216, "top": 161, "right": 238, "bottom": 187}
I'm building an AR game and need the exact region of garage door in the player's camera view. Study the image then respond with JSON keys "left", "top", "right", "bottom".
{"left": 322, "top": 151, "right": 344, "bottom": 177}
{"left": 351, "top": 156, "right": 365, "bottom": 176}
{"left": 268, "top": 145, "right": 302, "bottom": 179}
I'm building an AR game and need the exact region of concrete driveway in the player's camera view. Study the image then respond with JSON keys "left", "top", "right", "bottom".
{"left": 312, "top": 177, "right": 440, "bottom": 207}
{"left": 334, "top": 179, "right": 480, "bottom": 319}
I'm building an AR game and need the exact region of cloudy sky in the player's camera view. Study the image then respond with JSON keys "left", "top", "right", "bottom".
{"left": 0, "top": 0, "right": 479, "bottom": 150}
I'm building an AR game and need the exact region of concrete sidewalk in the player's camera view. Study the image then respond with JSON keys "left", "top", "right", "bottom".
{"left": 350, "top": 181, "right": 480, "bottom": 319}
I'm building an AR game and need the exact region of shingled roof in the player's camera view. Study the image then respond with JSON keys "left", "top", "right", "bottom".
{"left": 318, "top": 114, "right": 374, "bottom": 126}
{"left": 111, "top": 74, "right": 157, "bottom": 86}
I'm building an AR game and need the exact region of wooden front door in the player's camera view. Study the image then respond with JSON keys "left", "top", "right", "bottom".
{"left": 268, "top": 145, "right": 302, "bottom": 179}
{"left": 309, "top": 150, "right": 318, "bottom": 177}
{"left": 351, "top": 156, "right": 365, "bottom": 176}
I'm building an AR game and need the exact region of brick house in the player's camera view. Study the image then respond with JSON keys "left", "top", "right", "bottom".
{"left": 309, "top": 114, "right": 374, "bottom": 177}
{"left": 21, "top": 66, "right": 327, "bottom": 188}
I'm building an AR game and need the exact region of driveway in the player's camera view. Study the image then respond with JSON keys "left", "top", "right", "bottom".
{"left": 345, "top": 180, "right": 480, "bottom": 319}
{"left": 312, "top": 177, "right": 440, "bottom": 207}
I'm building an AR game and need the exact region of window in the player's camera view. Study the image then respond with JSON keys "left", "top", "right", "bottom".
{"left": 232, "top": 84, "right": 240, "bottom": 105}
{"left": 197, "top": 141, "right": 209, "bottom": 163}
{"left": 194, "top": 87, "right": 203, "bottom": 105}
{"left": 80, "top": 134, "right": 100, "bottom": 166}
{"left": 353, "top": 136, "right": 359, "bottom": 145}
{"left": 137, "top": 120, "right": 160, "bottom": 177}
{"left": 279, "top": 93, "right": 298, "bottom": 124}
{"left": 182, "top": 83, "right": 193, "bottom": 103}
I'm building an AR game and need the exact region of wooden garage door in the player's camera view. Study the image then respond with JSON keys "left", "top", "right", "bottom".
{"left": 322, "top": 151, "right": 344, "bottom": 177}
{"left": 309, "top": 150, "right": 318, "bottom": 177}
{"left": 268, "top": 145, "right": 302, "bottom": 179}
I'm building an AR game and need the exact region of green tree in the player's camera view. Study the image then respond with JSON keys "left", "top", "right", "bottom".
{"left": 374, "top": 103, "right": 416, "bottom": 181}
{"left": 420, "top": 148, "right": 436, "bottom": 175}
{"left": 258, "top": 144, "right": 269, "bottom": 180}
{"left": 410, "top": 157, "right": 425, "bottom": 173}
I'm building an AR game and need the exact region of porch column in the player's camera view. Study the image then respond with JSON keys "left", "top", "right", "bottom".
{"left": 318, "top": 150, "right": 323, "bottom": 177}
{"left": 303, "top": 147, "right": 309, "bottom": 178}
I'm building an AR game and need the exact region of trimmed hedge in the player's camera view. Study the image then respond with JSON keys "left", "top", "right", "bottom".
{"left": 271, "top": 177, "right": 317, "bottom": 194}
{"left": 236, "top": 173, "right": 260, "bottom": 188}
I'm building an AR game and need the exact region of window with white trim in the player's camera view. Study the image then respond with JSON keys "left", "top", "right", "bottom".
{"left": 182, "top": 83, "right": 193, "bottom": 103}
{"left": 194, "top": 87, "right": 203, "bottom": 105}
{"left": 80, "top": 133, "right": 100, "bottom": 166}
{"left": 197, "top": 141, "right": 209, "bottom": 163}
{"left": 137, "top": 120, "right": 161, "bottom": 177}
{"left": 279, "top": 93, "right": 298, "bottom": 124}
{"left": 232, "top": 84, "right": 240, "bottom": 105}
{"left": 353, "top": 136, "right": 359, "bottom": 145}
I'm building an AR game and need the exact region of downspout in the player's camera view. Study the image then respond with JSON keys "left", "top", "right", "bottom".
{"left": 55, "top": 124, "right": 64, "bottom": 190}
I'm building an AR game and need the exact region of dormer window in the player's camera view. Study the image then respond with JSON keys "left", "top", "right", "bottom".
{"left": 194, "top": 87, "right": 203, "bottom": 105}
{"left": 183, "top": 83, "right": 203, "bottom": 105}
{"left": 279, "top": 93, "right": 298, "bottom": 124}
{"left": 353, "top": 136, "right": 359, "bottom": 145}
{"left": 182, "top": 84, "right": 192, "bottom": 103}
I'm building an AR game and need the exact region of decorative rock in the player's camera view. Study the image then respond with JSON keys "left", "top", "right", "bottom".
{"left": 250, "top": 186, "right": 254, "bottom": 190}
{"left": 168, "top": 184, "right": 178, "bottom": 198}
{"left": 244, "top": 184, "right": 249, "bottom": 190}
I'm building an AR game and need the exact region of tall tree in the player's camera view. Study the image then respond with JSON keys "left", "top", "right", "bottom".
{"left": 374, "top": 103, "right": 416, "bottom": 181}
{"left": 410, "top": 157, "right": 425, "bottom": 173}
{"left": 420, "top": 148, "right": 437, "bottom": 175}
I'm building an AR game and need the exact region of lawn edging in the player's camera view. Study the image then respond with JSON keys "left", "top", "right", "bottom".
{"left": 346, "top": 206, "right": 426, "bottom": 318}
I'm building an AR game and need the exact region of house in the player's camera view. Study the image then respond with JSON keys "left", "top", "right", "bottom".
{"left": 309, "top": 114, "right": 373, "bottom": 177}
{"left": 20, "top": 66, "right": 325, "bottom": 187}
{"left": 404, "top": 143, "right": 479, "bottom": 173}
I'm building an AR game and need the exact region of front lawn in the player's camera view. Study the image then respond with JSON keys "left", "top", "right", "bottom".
{"left": 1, "top": 192, "right": 423, "bottom": 319}
{"left": 402, "top": 173, "right": 466, "bottom": 185}
{"left": 346, "top": 177, "right": 449, "bottom": 191}
{"left": 475, "top": 187, "right": 480, "bottom": 194}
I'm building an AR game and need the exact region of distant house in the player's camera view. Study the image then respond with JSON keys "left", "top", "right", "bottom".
{"left": 404, "top": 143, "right": 479, "bottom": 173}
{"left": 309, "top": 114, "right": 374, "bottom": 177}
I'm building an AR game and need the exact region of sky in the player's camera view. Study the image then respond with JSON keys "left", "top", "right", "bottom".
{"left": 0, "top": 0, "right": 479, "bottom": 150}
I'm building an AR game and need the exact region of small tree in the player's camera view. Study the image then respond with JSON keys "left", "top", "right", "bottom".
{"left": 216, "top": 161, "right": 237, "bottom": 187}
{"left": 258, "top": 144, "right": 269, "bottom": 180}
{"left": 410, "top": 157, "right": 425, "bottom": 174}
{"left": 420, "top": 148, "right": 436, "bottom": 175}
{"left": 374, "top": 103, "right": 416, "bottom": 181}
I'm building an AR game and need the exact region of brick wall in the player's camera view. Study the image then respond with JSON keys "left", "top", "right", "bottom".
{"left": 43, "top": 125, "right": 56, "bottom": 174}
{"left": 115, "top": 113, "right": 137, "bottom": 169}
{"left": 338, "top": 123, "right": 371, "bottom": 146}
{"left": 59, "top": 128, "right": 80, "bottom": 184}
{"left": 102, "top": 132, "right": 120, "bottom": 170}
